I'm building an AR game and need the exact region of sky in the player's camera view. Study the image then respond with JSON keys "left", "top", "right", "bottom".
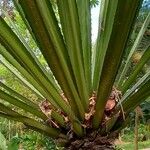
{"left": 91, "top": 5, "right": 100, "bottom": 42}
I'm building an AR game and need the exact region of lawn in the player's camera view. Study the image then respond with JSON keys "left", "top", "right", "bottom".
{"left": 116, "top": 140, "right": 150, "bottom": 150}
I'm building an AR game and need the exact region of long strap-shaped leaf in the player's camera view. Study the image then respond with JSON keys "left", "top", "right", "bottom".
{"left": 0, "top": 58, "right": 43, "bottom": 100}
{"left": 121, "top": 68, "right": 150, "bottom": 101}
{"left": 0, "top": 59, "right": 81, "bottom": 137}
{"left": 0, "top": 82, "right": 65, "bottom": 127}
{"left": 0, "top": 81, "right": 39, "bottom": 109}
{"left": 0, "top": 103, "right": 63, "bottom": 138}
{"left": 3, "top": 7, "right": 60, "bottom": 94}
{"left": 0, "top": 45, "right": 61, "bottom": 108}
{"left": 0, "top": 62, "right": 65, "bottom": 127}
{"left": 1, "top": 8, "right": 60, "bottom": 93}
{"left": 57, "top": 0, "right": 89, "bottom": 109}
{"left": 92, "top": 0, "right": 118, "bottom": 91}
{"left": 0, "top": 57, "right": 77, "bottom": 134}
{"left": 0, "top": 45, "right": 46, "bottom": 97}
{"left": 0, "top": 112, "right": 63, "bottom": 138}
{"left": 0, "top": 17, "right": 74, "bottom": 120}
{"left": 117, "top": 78, "right": 150, "bottom": 114}
{"left": 117, "top": 12, "right": 150, "bottom": 87}
{"left": 6, "top": 1, "right": 84, "bottom": 135}
{"left": 0, "top": 18, "right": 60, "bottom": 105}
{"left": 0, "top": 112, "right": 62, "bottom": 138}
{"left": 93, "top": 0, "right": 142, "bottom": 129}
{"left": 121, "top": 46, "right": 150, "bottom": 93}
{"left": 76, "top": 0, "right": 91, "bottom": 93}
{"left": 0, "top": 90, "right": 47, "bottom": 120}
{"left": 18, "top": 0, "right": 85, "bottom": 121}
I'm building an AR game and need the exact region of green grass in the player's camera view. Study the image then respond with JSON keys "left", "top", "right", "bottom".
{"left": 115, "top": 124, "right": 150, "bottom": 150}
{"left": 116, "top": 140, "right": 150, "bottom": 150}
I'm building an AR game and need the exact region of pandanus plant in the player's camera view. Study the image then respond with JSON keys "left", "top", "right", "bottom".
{"left": 0, "top": 0, "right": 150, "bottom": 149}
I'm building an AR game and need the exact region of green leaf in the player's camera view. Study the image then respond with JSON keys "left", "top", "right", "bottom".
{"left": 0, "top": 54, "right": 43, "bottom": 99}
{"left": 117, "top": 78, "right": 150, "bottom": 114}
{"left": 0, "top": 112, "right": 61, "bottom": 138}
{"left": 121, "top": 68, "right": 150, "bottom": 101}
{"left": 92, "top": 0, "right": 118, "bottom": 91}
{"left": 0, "top": 90, "right": 47, "bottom": 120}
{"left": 76, "top": 0, "right": 92, "bottom": 93}
{"left": 0, "top": 81, "right": 39, "bottom": 109}
{"left": 0, "top": 82, "right": 66, "bottom": 127}
{"left": 18, "top": 0, "right": 85, "bottom": 121}
{"left": 0, "top": 8, "right": 60, "bottom": 93}
{"left": 0, "top": 45, "right": 59, "bottom": 107}
{"left": 57, "top": 0, "right": 89, "bottom": 110}
{"left": 0, "top": 132, "right": 7, "bottom": 150}
{"left": 17, "top": 0, "right": 84, "bottom": 136}
{"left": 0, "top": 0, "right": 147, "bottom": 138}
{"left": 0, "top": 103, "right": 63, "bottom": 138}
{"left": 117, "top": 12, "right": 150, "bottom": 87}
{"left": 0, "top": 17, "right": 75, "bottom": 121}
{"left": 121, "top": 46, "right": 150, "bottom": 93}
{"left": 93, "top": 0, "right": 142, "bottom": 129}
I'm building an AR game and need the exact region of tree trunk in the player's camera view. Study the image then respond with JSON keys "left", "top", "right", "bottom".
{"left": 134, "top": 107, "right": 139, "bottom": 150}
{"left": 56, "top": 131, "right": 119, "bottom": 150}
{"left": 63, "top": 140, "right": 116, "bottom": 150}
{"left": 64, "top": 145, "right": 115, "bottom": 150}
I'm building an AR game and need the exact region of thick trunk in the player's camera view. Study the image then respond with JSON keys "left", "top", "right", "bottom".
{"left": 56, "top": 131, "right": 118, "bottom": 150}
{"left": 64, "top": 144, "right": 115, "bottom": 150}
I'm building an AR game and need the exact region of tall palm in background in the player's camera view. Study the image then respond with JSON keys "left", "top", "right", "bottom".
{"left": 0, "top": 0, "right": 150, "bottom": 149}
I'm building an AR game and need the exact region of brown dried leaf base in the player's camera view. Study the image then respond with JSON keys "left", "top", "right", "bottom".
{"left": 61, "top": 130, "right": 118, "bottom": 150}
